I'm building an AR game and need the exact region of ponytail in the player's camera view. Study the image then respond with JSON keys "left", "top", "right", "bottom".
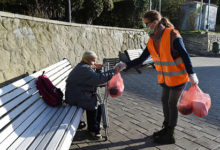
{"left": 159, "top": 17, "right": 174, "bottom": 29}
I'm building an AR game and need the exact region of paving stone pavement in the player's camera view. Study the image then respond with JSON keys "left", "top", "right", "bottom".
{"left": 70, "top": 57, "right": 220, "bottom": 150}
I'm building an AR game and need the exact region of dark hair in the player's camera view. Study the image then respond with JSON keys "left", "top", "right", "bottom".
{"left": 143, "top": 10, "right": 174, "bottom": 29}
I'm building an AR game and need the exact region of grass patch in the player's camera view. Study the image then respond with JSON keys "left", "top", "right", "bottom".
{"left": 180, "top": 30, "right": 220, "bottom": 34}
{"left": 180, "top": 30, "right": 205, "bottom": 34}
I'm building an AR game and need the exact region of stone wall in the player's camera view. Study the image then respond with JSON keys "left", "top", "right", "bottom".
{"left": 0, "top": 11, "right": 148, "bottom": 86}
{"left": 181, "top": 32, "right": 208, "bottom": 52}
{"left": 182, "top": 32, "right": 220, "bottom": 54}
{"left": 208, "top": 32, "right": 220, "bottom": 51}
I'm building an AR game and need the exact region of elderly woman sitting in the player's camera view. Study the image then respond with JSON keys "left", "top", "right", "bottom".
{"left": 65, "top": 51, "right": 117, "bottom": 139}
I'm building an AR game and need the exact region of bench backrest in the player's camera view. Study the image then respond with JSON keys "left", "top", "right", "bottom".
{"left": 124, "top": 49, "right": 153, "bottom": 65}
{"left": 124, "top": 49, "right": 144, "bottom": 61}
{"left": 0, "top": 59, "right": 75, "bottom": 148}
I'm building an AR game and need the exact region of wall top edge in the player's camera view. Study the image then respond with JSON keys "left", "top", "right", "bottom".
{"left": 0, "top": 11, "right": 144, "bottom": 32}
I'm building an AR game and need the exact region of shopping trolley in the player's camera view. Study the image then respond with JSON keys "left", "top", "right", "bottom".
{"left": 96, "top": 62, "right": 111, "bottom": 141}
{"left": 96, "top": 58, "right": 119, "bottom": 141}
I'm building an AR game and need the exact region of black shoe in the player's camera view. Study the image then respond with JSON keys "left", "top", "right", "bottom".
{"left": 153, "top": 121, "right": 168, "bottom": 138}
{"left": 154, "top": 127, "right": 175, "bottom": 144}
{"left": 153, "top": 127, "right": 167, "bottom": 138}
{"left": 89, "top": 131, "right": 102, "bottom": 140}
{"left": 78, "top": 121, "right": 86, "bottom": 129}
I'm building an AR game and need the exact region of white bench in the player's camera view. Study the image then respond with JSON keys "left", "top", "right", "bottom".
{"left": 0, "top": 58, "right": 83, "bottom": 150}
{"left": 124, "top": 49, "right": 154, "bottom": 73}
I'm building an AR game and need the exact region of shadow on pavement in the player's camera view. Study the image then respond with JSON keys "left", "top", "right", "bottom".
{"left": 72, "top": 132, "right": 162, "bottom": 150}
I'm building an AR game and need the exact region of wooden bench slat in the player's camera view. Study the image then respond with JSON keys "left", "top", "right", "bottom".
{"left": 45, "top": 107, "right": 77, "bottom": 150}
{"left": 49, "top": 66, "right": 71, "bottom": 83}
{"left": 0, "top": 87, "right": 37, "bottom": 117}
{"left": 0, "top": 103, "right": 48, "bottom": 149}
{"left": 52, "top": 70, "right": 71, "bottom": 87}
{"left": 57, "top": 108, "right": 83, "bottom": 150}
{"left": 26, "top": 107, "right": 65, "bottom": 150}
{"left": 0, "top": 92, "right": 40, "bottom": 130}
{"left": 49, "top": 68, "right": 70, "bottom": 88}
{"left": 11, "top": 107, "right": 61, "bottom": 150}
{"left": 8, "top": 106, "right": 56, "bottom": 150}
{"left": 0, "top": 99, "right": 44, "bottom": 143}
{"left": 46, "top": 63, "right": 71, "bottom": 79}
{"left": 35, "top": 106, "right": 71, "bottom": 150}
{"left": 129, "top": 53, "right": 142, "bottom": 56}
{"left": 0, "top": 59, "right": 69, "bottom": 97}
{"left": 0, "top": 79, "right": 36, "bottom": 106}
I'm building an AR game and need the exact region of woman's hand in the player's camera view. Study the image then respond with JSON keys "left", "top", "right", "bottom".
{"left": 189, "top": 73, "right": 199, "bottom": 85}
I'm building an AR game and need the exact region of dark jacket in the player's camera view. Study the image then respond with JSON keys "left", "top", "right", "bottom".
{"left": 65, "top": 62, "right": 115, "bottom": 110}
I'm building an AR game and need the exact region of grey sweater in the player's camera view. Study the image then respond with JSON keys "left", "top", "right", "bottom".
{"left": 65, "top": 62, "right": 115, "bottom": 110}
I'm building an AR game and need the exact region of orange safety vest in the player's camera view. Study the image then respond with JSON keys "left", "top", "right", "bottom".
{"left": 147, "top": 28, "right": 189, "bottom": 87}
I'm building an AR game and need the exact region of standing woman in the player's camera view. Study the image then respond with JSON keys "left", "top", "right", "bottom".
{"left": 115, "top": 10, "right": 199, "bottom": 144}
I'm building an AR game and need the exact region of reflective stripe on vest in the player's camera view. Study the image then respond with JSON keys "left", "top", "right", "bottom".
{"left": 154, "top": 57, "right": 183, "bottom": 66}
{"left": 147, "top": 28, "right": 189, "bottom": 87}
{"left": 158, "top": 69, "right": 187, "bottom": 76}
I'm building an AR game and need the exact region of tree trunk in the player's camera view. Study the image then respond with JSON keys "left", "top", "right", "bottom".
{"left": 87, "top": 18, "right": 93, "bottom": 24}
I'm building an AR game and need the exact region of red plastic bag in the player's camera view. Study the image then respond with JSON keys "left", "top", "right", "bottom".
{"left": 107, "top": 72, "right": 124, "bottom": 98}
{"left": 192, "top": 84, "right": 211, "bottom": 117}
{"left": 178, "top": 86, "right": 194, "bottom": 115}
{"left": 178, "top": 84, "right": 211, "bottom": 117}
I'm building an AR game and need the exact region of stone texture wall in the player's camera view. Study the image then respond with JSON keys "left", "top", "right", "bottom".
{"left": 182, "top": 32, "right": 220, "bottom": 54}
{"left": 181, "top": 33, "right": 208, "bottom": 52}
{"left": 0, "top": 11, "right": 148, "bottom": 86}
{"left": 208, "top": 32, "right": 220, "bottom": 52}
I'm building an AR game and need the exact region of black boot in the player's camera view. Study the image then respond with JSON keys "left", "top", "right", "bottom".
{"left": 154, "top": 127, "right": 175, "bottom": 144}
{"left": 153, "top": 121, "right": 168, "bottom": 138}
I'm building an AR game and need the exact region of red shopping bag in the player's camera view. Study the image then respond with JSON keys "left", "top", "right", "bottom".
{"left": 192, "top": 84, "right": 211, "bottom": 117}
{"left": 178, "top": 85, "right": 194, "bottom": 115}
{"left": 107, "top": 72, "right": 124, "bottom": 98}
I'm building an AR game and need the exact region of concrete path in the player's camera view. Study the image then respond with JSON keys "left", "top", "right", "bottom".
{"left": 70, "top": 57, "right": 220, "bottom": 150}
